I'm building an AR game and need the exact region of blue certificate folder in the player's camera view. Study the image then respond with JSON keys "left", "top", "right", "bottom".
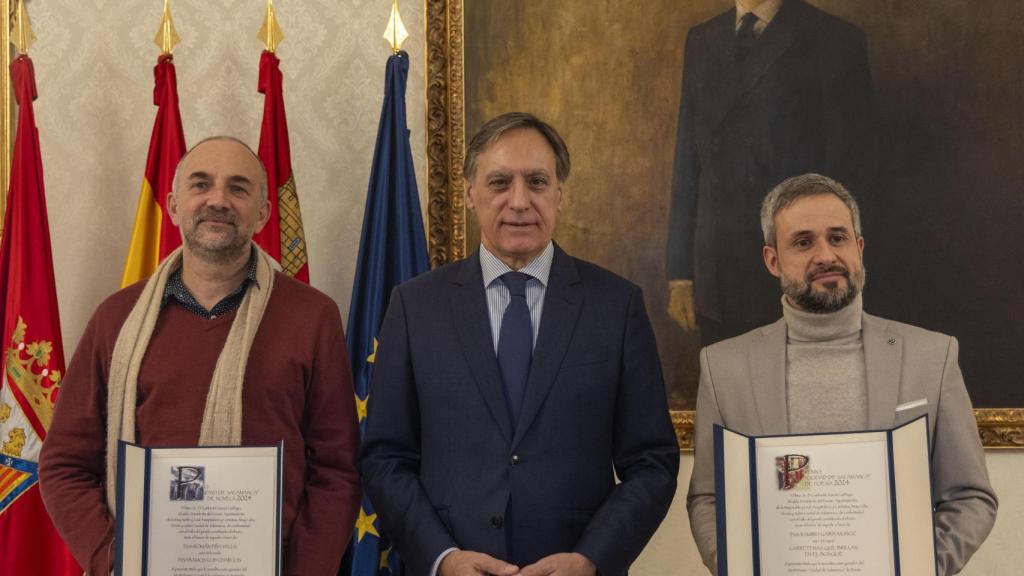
{"left": 713, "top": 416, "right": 937, "bottom": 576}
{"left": 115, "top": 441, "right": 283, "bottom": 576}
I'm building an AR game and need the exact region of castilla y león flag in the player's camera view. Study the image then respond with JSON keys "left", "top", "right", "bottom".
{"left": 121, "top": 53, "right": 186, "bottom": 287}
{"left": 0, "top": 55, "right": 81, "bottom": 576}
{"left": 256, "top": 50, "right": 309, "bottom": 282}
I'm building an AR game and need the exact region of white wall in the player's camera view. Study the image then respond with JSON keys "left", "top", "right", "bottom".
{"left": 634, "top": 452, "right": 1023, "bottom": 575}
{"left": 27, "top": 0, "right": 425, "bottom": 353}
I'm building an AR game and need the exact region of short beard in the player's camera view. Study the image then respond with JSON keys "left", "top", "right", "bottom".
{"left": 182, "top": 208, "right": 251, "bottom": 264}
{"left": 782, "top": 265, "right": 866, "bottom": 314}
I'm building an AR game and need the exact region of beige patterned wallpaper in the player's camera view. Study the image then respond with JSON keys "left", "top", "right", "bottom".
{"left": 26, "top": 0, "right": 426, "bottom": 351}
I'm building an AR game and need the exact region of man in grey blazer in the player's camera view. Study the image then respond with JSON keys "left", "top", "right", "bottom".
{"left": 687, "top": 173, "right": 997, "bottom": 575}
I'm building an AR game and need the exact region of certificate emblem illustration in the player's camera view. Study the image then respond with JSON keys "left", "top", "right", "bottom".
{"left": 170, "top": 465, "right": 205, "bottom": 501}
{"left": 776, "top": 454, "right": 810, "bottom": 490}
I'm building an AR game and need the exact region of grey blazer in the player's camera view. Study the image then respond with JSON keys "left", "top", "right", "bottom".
{"left": 687, "top": 313, "right": 997, "bottom": 576}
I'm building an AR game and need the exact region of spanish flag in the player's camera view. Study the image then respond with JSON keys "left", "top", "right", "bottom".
{"left": 120, "top": 53, "right": 186, "bottom": 287}
{"left": 0, "top": 54, "right": 81, "bottom": 576}
{"left": 256, "top": 50, "right": 309, "bottom": 282}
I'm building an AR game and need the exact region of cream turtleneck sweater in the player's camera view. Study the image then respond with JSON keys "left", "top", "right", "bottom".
{"left": 782, "top": 292, "right": 868, "bottom": 434}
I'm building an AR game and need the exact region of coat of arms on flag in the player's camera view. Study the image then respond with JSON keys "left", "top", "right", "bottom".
{"left": 2, "top": 317, "right": 61, "bottom": 512}
{"left": 0, "top": 28, "right": 81, "bottom": 572}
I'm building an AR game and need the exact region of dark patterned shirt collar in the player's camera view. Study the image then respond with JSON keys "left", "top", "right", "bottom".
{"left": 162, "top": 247, "right": 260, "bottom": 319}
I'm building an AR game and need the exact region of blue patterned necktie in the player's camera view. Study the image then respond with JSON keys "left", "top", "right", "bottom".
{"left": 497, "top": 271, "right": 532, "bottom": 426}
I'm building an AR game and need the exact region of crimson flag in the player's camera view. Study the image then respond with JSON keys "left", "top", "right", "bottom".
{"left": 0, "top": 55, "right": 81, "bottom": 576}
{"left": 256, "top": 50, "right": 309, "bottom": 282}
{"left": 121, "top": 53, "right": 187, "bottom": 286}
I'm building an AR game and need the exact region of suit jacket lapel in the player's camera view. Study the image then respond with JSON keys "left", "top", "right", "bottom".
{"left": 451, "top": 253, "right": 513, "bottom": 444}
{"left": 748, "top": 318, "right": 789, "bottom": 434}
{"left": 863, "top": 314, "right": 901, "bottom": 429}
{"left": 734, "top": 0, "right": 803, "bottom": 97}
{"left": 707, "top": 0, "right": 805, "bottom": 134}
{"left": 700, "top": 9, "right": 745, "bottom": 138}
{"left": 511, "top": 246, "right": 583, "bottom": 450}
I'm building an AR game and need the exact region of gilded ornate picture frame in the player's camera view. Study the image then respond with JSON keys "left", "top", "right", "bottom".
{"left": 424, "top": 0, "right": 1024, "bottom": 450}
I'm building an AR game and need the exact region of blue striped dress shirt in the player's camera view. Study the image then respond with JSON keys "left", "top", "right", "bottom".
{"left": 479, "top": 242, "right": 553, "bottom": 352}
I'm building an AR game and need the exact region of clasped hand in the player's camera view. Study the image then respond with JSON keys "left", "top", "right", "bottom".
{"left": 440, "top": 550, "right": 597, "bottom": 576}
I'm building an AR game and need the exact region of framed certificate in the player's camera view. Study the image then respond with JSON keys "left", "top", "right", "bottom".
{"left": 715, "top": 416, "right": 937, "bottom": 576}
{"left": 115, "top": 442, "right": 283, "bottom": 576}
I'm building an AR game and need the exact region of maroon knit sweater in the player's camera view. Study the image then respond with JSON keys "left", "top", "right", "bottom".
{"left": 40, "top": 272, "right": 361, "bottom": 575}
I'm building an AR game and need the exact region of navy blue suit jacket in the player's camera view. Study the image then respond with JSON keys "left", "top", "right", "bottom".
{"left": 360, "top": 246, "right": 679, "bottom": 576}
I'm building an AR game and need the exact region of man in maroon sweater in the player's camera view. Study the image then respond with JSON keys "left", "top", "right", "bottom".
{"left": 39, "top": 137, "right": 360, "bottom": 575}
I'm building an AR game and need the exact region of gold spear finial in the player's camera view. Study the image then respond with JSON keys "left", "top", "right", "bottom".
{"left": 10, "top": 0, "right": 37, "bottom": 55}
{"left": 382, "top": 0, "right": 409, "bottom": 53}
{"left": 153, "top": 0, "right": 182, "bottom": 55}
{"left": 258, "top": 0, "right": 285, "bottom": 52}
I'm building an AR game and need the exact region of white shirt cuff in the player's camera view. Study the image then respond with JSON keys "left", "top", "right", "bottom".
{"left": 431, "top": 547, "right": 460, "bottom": 576}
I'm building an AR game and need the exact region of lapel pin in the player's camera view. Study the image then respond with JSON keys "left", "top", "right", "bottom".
{"left": 887, "top": 337, "right": 896, "bottom": 345}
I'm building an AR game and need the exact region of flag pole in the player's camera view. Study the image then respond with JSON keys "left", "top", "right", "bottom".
{"left": 255, "top": 1, "right": 308, "bottom": 281}
{"left": 120, "top": 0, "right": 187, "bottom": 286}
{"left": 3, "top": 0, "right": 38, "bottom": 236}
{"left": 383, "top": 0, "right": 409, "bottom": 54}
{"left": 258, "top": 0, "right": 284, "bottom": 53}
{"left": 11, "top": 0, "right": 34, "bottom": 56}
{"left": 1, "top": 3, "right": 82, "bottom": 572}
{"left": 392, "top": 0, "right": 398, "bottom": 54}
{"left": 1, "top": 0, "right": 19, "bottom": 230}
{"left": 154, "top": 0, "right": 182, "bottom": 55}
{"left": 0, "top": 0, "right": 9, "bottom": 233}
{"left": 344, "top": 5, "right": 426, "bottom": 574}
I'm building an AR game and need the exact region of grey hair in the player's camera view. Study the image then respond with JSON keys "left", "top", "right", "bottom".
{"left": 760, "top": 173, "right": 862, "bottom": 245}
{"left": 464, "top": 112, "right": 571, "bottom": 182}
{"left": 171, "top": 135, "right": 269, "bottom": 201}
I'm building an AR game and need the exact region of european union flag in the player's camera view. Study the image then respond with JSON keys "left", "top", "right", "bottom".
{"left": 344, "top": 50, "right": 428, "bottom": 576}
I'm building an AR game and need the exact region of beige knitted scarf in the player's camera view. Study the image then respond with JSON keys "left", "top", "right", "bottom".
{"left": 103, "top": 245, "right": 275, "bottom": 511}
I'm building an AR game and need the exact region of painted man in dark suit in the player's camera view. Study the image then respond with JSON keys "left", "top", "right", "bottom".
{"left": 667, "top": 0, "right": 878, "bottom": 345}
{"left": 361, "top": 113, "right": 679, "bottom": 576}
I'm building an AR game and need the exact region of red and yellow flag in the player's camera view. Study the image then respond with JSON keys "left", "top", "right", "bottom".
{"left": 0, "top": 55, "right": 81, "bottom": 576}
{"left": 256, "top": 50, "right": 309, "bottom": 282}
{"left": 120, "top": 53, "right": 186, "bottom": 287}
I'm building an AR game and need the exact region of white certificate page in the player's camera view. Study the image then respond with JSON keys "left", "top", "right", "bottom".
{"left": 145, "top": 447, "right": 279, "bottom": 576}
{"left": 754, "top": 433, "right": 894, "bottom": 576}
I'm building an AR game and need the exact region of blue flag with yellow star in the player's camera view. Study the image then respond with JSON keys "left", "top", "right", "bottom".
{"left": 344, "top": 50, "right": 429, "bottom": 576}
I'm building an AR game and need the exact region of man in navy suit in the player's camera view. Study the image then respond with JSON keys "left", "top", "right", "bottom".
{"left": 361, "top": 113, "right": 679, "bottom": 576}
